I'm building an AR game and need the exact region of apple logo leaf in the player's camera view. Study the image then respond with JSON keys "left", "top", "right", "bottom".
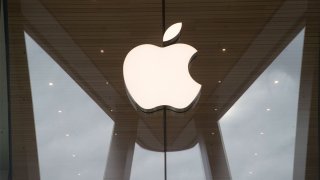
{"left": 163, "top": 22, "right": 182, "bottom": 46}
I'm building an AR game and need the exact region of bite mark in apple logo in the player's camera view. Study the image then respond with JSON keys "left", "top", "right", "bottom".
{"left": 123, "top": 22, "right": 201, "bottom": 112}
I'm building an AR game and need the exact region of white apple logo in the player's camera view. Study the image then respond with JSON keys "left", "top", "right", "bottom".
{"left": 123, "top": 22, "right": 201, "bottom": 112}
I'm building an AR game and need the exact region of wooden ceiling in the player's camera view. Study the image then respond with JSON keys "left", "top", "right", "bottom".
{"left": 25, "top": 0, "right": 304, "bottom": 150}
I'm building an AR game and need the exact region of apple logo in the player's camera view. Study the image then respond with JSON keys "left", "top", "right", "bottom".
{"left": 123, "top": 22, "right": 201, "bottom": 112}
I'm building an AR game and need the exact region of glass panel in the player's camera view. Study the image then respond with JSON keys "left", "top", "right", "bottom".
{"left": 25, "top": 32, "right": 115, "bottom": 180}
{"left": 0, "top": 0, "right": 10, "bottom": 179}
{"left": 7, "top": 0, "right": 319, "bottom": 179}
{"left": 130, "top": 143, "right": 164, "bottom": 180}
{"left": 167, "top": 144, "right": 206, "bottom": 180}
{"left": 219, "top": 28, "right": 305, "bottom": 180}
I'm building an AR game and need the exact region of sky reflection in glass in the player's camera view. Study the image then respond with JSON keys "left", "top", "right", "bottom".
{"left": 219, "top": 29, "right": 305, "bottom": 180}
{"left": 25, "top": 32, "right": 114, "bottom": 180}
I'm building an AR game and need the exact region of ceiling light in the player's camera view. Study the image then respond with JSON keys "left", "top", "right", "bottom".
{"left": 77, "top": 173, "right": 81, "bottom": 176}
{"left": 58, "top": 110, "right": 62, "bottom": 113}
{"left": 49, "top": 82, "right": 54, "bottom": 86}
{"left": 211, "top": 132, "right": 215, "bottom": 135}
{"left": 274, "top": 80, "right": 279, "bottom": 84}
{"left": 266, "top": 108, "right": 271, "bottom": 111}
{"left": 72, "top": 154, "right": 76, "bottom": 158}
{"left": 218, "top": 80, "right": 222, "bottom": 83}
{"left": 260, "top": 132, "right": 264, "bottom": 135}
{"left": 222, "top": 48, "right": 226, "bottom": 52}
{"left": 65, "top": 134, "right": 70, "bottom": 137}
{"left": 106, "top": 81, "right": 109, "bottom": 85}
{"left": 214, "top": 108, "right": 218, "bottom": 111}
{"left": 100, "top": 49, "right": 104, "bottom": 53}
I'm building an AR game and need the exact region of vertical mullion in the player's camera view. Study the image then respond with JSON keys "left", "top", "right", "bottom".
{"left": 163, "top": 107, "right": 167, "bottom": 180}
{"left": 0, "top": 0, "right": 11, "bottom": 179}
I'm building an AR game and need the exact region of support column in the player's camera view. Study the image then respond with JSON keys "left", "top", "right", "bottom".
{"left": 7, "top": 0, "right": 40, "bottom": 179}
{"left": 196, "top": 114, "right": 231, "bottom": 180}
{"left": 293, "top": 0, "right": 319, "bottom": 179}
{"left": 104, "top": 122, "right": 137, "bottom": 180}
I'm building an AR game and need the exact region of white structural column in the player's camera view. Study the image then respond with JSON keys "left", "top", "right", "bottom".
{"left": 104, "top": 122, "right": 137, "bottom": 180}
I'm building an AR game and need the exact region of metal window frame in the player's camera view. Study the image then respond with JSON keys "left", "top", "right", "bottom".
{"left": 0, "top": 0, "right": 11, "bottom": 179}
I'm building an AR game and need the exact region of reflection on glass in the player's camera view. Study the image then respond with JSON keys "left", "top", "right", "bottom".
{"left": 219, "top": 28, "right": 305, "bottom": 180}
{"left": 167, "top": 144, "right": 206, "bottom": 180}
{"left": 130, "top": 143, "right": 164, "bottom": 180}
{"left": 25, "top": 32, "right": 114, "bottom": 180}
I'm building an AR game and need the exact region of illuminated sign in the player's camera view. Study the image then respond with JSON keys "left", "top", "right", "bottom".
{"left": 123, "top": 23, "right": 201, "bottom": 112}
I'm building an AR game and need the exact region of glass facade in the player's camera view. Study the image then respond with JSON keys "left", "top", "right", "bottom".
{"left": 219, "top": 28, "right": 305, "bottom": 180}
{"left": 1, "top": 0, "right": 319, "bottom": 179}
{"left": 25, "top": 32, "right": 115, "bottom": 180}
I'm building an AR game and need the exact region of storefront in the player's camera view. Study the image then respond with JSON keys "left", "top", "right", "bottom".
{"left": 0, "top": 0, "right": 319, "bottom": 179}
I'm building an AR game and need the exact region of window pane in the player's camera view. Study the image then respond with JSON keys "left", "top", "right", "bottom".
{"left": 130, "top": 143, "right": 164, "bottom": 180}
{"left": 219, "top": 28, "right": 305, "bottom": 180}
{"left": 167, "top": 144, "right": 206, "bottom": 180}
{"left": 25, "top": 32, "right": 114, "bottom": 180}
